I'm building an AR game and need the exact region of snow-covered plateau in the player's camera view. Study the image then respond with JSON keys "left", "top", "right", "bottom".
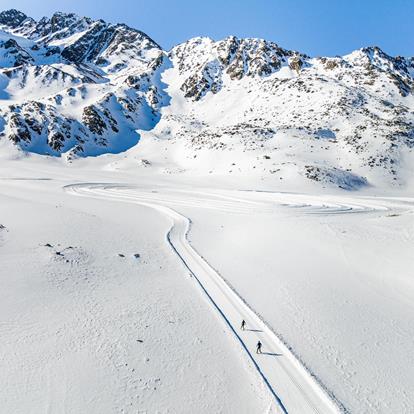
{"left": 0, "top": 9, "right": 413, "bottom": 414}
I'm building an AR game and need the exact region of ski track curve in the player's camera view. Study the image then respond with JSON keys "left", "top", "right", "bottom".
{"left": 64, "top": 183, "right": 408, "bottom": 413}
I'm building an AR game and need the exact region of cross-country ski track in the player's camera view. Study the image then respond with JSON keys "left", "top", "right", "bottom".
{"left": 65, "top": 183, "right": 409, "bottom": 414}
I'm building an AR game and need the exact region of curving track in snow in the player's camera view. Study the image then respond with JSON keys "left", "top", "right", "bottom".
{"left": 65, "top": 184, "right": 409, "bottom": 413}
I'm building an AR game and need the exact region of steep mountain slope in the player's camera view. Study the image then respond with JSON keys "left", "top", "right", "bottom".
{"left": 0, "top": 9, "right": 167, "bottom": 158}
{"left": 0, "top": 9, "right": 413, "bottom": 189}
{"left": 138, "top": 37, "right": 414, "bottom": 190}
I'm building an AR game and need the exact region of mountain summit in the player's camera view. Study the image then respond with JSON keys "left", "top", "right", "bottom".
{"left": 0, "top": 9, "right": 165, "bottom": 157}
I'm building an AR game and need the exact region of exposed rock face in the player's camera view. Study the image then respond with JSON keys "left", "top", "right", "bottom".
{"left": 60, "top": 21, "right": 159, "bottom": 67}
{"left": 0, "top": 38, "right": 34, "bottom": 66}
{"left": 1, "top": 10, "right": 160, "bottom": 69}
{"left": 288, "top": 55, "right": 304, "bottom": 73}
{"left": 0, "top": 9, "right": 27, "bottom": 28}
{"left": 171, "top": 36, "right": 304, "bottom": 100}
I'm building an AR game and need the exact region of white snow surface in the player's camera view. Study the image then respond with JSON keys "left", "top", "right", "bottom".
{"left": 0, "top": 155, "right": 413, "bottom": 413}
{"left": 0, "top": 10, "right": 414, "bottom": 413}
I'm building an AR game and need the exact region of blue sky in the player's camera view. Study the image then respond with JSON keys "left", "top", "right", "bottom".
{"left": 1, "top": 0, "right": 413, "bottom": 56}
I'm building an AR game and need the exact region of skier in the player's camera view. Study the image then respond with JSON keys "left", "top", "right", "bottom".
{"left": 256, "top": 340, "right": 262, "bottom": 354}
{"left": 241, "top": 319, "right": 246, "bottom": 330}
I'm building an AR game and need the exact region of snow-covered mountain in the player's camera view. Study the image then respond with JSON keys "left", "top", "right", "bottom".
{"left": 0, "top": 9, "right": 413, "bottom": 189}
{"left": 0, "top": 9, "right": 167, "bottom": 158}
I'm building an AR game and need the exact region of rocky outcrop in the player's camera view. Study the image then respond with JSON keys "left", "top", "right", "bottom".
{"left": 0, "top": 38, "right": 34, "bottom": 66}
{"left": 171, "top": 36, "right": 302, "bottom": 100}
{"left": 0, "top": 9, "right": 27, "bottom": 28}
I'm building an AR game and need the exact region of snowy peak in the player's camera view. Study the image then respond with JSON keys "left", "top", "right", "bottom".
{"left": 48, "top": 12, "right": 89, "bottom": 33}
{"left": 156, "top": 36, "right": 414, "bottom": 189}
{"left": 0, "top": 9, "right": 28, "bottom": 29}
{"left": 171, "top": 36, "right": 305, "bottom": 100}
{"left": 0, "top": 10, "right": 167, "bottom": 158}
{"left": 341, "top": 46, "right": 414, "bottom": 97}
{"left": 60, "top": 21, "right": 161, "bottom": 68}
{"left": 25, "top": 13, "right": 92, "bottom": 44}
{"left": 2, "top": 11, "right": 93, "bottom": 42}
{"left": 213, "top": 36, "right": 299, "bottom": 78}
{"left": 1, "top": 10, "right": 161, "bottom": 69}
{"left": 345, "top": 46, "right": 411, "bottom": 76}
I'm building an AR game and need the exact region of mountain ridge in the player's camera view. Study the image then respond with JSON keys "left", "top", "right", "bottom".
{"left": 0, "top": 9, "right": 413, "bottom": 190}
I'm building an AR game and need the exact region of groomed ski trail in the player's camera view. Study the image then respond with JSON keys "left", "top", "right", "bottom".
{"left": 65, "top": 183, "right": 343, "bottom": 414}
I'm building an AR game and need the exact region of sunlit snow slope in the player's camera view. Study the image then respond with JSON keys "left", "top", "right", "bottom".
{"left": 0, "top": 9, "right": 413, "bottom": 190}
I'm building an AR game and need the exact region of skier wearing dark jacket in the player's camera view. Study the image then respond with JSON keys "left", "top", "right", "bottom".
{"left": 241, "top": 319, "right": 246, "bottom": 330}
{"left": 256, "top": 341, "right": 262, "bottom": 354}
